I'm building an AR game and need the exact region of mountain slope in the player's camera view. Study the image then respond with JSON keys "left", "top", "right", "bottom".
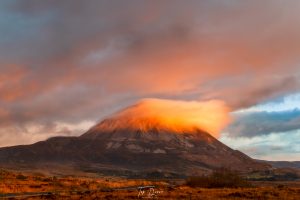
{"left": 0, "top": 100, "right": 270, "bottom": 177}
{"left": 0, "top": 125, "right": 269, "bottom": 177}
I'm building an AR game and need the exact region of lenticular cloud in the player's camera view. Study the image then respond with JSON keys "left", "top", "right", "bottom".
{"left": 99, "top": 98, "right": 231, "bottom": 138}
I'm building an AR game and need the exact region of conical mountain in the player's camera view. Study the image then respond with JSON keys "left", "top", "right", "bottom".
{"left": 0, "top": 99, "right": 269, "bottom": 177}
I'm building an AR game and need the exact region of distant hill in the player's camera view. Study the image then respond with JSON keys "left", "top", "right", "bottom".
{"left": 257, "top": 160, "right": 300, "bottom": 169}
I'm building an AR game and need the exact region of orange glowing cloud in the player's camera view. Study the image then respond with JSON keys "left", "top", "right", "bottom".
{"left": 98, "top": 98, "right": 231, "bottom": 138}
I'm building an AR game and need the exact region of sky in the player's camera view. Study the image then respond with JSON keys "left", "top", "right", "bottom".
{"left": 0, "top": 0, "right": 300, "bottom": 161}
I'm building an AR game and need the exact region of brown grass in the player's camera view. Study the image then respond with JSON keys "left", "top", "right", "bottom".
{"left": 0, "top": 169, "right": 300, "bottom": 199}
{"left": 186, "top": 168, "right": 251, "bottom": 188}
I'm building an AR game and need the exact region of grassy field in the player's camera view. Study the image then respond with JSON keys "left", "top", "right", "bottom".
{"left": 0, "top": 169, "right": 300, "bottom": 199}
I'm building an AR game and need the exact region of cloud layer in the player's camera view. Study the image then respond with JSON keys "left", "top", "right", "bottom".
{"left": 0, "top": 1, "right": 300, "bottom": 148}
{"left": 220, "top": 130, "right": 300, "bottom": 161}
{"left": 97, "top": 98, "right": 231, "bottom": 138}
{"left": 225, "top": 109, "right": 300, "bottom": 137}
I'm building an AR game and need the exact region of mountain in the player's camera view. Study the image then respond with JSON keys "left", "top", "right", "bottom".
{"left": 257, "top": 160, "right": 300, "bottom": 169}
{"left": 0, "top": 101, "right": 270, "bottom": 177}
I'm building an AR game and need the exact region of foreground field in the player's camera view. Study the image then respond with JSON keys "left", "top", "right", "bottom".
{"left": 0, "top": 169, "right": 300, "bottom": 199}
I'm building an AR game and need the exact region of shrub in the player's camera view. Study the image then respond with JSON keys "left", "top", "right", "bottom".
{"left": 16, "top": 174, "right": 27, "bottom": 180}
{"left": 186, "top": 168, "right": 251, "bottom": 188}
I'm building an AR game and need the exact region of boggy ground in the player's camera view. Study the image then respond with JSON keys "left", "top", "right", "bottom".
{"left": 0, "top": 169, "right": 300, "bottom": 199}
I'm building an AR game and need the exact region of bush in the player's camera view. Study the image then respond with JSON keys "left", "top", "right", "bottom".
{"left": 16, "top": 174, "right": 27, "bottom": 180}
{"left": 186, "top": 168, "right": 251, "bottom": 188}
